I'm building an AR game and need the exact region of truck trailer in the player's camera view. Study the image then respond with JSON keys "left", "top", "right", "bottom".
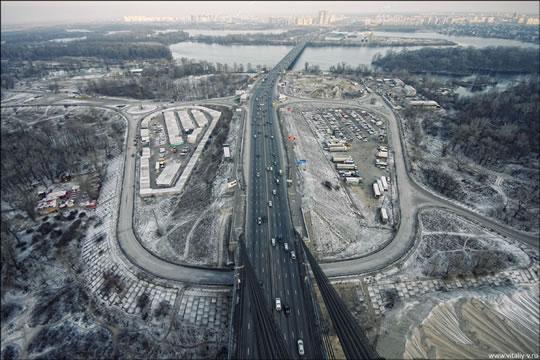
{"left": 380, "top": 207, "right": 389, "bottom": 223}
{"left": 373, "top": 183, "right": 382, "bottom": 198}
{"left": 332, "top": 155, "right": 353, "bottom": 163}
{"left": 336, "top": 163, "right": 357, "bottom": 170}
{"left": 380, "top": 176, "right": 389, "bottom": 191}
{"left": 345, "top": 177, "right": 362, "bottom": 185}
{"left": 329, "top": 146, "right": 349, "bottom": 152}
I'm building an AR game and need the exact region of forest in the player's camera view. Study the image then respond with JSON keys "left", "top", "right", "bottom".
{"left": 1, "top": 27, "right": 189, "bottom": 45}
{"left": 445, "top": 79, "right": 539, "bottom": 165}
{"left": 372, "top": 46, "right": 540, "bottom": 75}
{"left": 82, "top": 72, "right": 249, "bottom": 101}
{"left": 1, "top": 41, "right": 172, "bottom": 61}
{"left": 1, "top": 108, "right": 125, "bottom": 219}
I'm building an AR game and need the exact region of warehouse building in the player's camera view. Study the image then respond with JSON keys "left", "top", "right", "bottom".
{"left": 156, "top": 162, "right": 182, "bottom": 187}
{"left": 178, "top": 110, "right": 196, "bottom": 133}
{"left": 191, "top": 109, "right": 208, "bottom": 127}
{"left": 164, "top": 111, "right": 184, "bottom": 146}
{"left": 187, "top": 127, "right": 203, "bottom": 144}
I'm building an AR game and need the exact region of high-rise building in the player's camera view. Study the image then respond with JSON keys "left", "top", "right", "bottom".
{"left": 318, "top": 10, "right": 329, "bottom": 25}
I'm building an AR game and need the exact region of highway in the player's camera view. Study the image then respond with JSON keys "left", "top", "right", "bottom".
{"left": 240, "top": 42, "right": 323, "bottom": 358}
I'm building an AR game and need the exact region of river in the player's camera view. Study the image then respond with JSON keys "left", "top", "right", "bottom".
{"left": 170, "top": 30, "right": 538, "bottom": 70}
{"left": 170, "top": 41, "right": 291, "bottom": 67}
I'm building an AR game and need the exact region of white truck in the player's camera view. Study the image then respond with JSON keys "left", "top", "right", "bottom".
{"left": 336, "top": 163, "right": 357, "bottom": 170}
{"left": 380, "top": 176, "right": 389, "bottom": 191}
{"left": 373, "top": 183, "right": 382, "bottom": 198}
{"left": 332, "top": 155, "right": 353, "bottom": 163}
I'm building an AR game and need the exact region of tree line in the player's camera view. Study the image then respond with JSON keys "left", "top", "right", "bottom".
{"left": 372, "top": 46, "right": 540, "bottom": 75}
{"left": 1, "top": 41, "right": 172, "bottom": 61}
{"left": 1, "top": 28, "right": 189, "bottom": 46}
{"left": 82, "top": 72, "right": 249, "bottom": 101}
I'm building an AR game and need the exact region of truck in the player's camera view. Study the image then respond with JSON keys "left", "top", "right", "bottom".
{"left": 332, "top": 155, "right": 352, "bottom": 163}
{"left": 328, "top": 146, "right": 349, "bottom": 152}
{"left": 380, "top": 207, "right": 389, "bottom": 224}
{"left": 373, "top": 183, "right": 382, "bottom": 198}
{"left": 380, "top": 176, "right": 389, "bottom": 191}
{"left": 336, "top": 163, "right": 357, "bottom": 170}
{"left": 377, "top": 179, "right": 384, "bottom": 193}
{"left": 345, "top": 177, "right": 361, "bottom": 185}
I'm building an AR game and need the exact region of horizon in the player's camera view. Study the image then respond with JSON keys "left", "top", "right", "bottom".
{"left": 1, "top": 1, "right": 539, "bottom": 28}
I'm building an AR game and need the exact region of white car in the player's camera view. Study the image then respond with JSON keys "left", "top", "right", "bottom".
{"left": 275, "top": 298, "right": 282, "bottom": 311}
{"left": 284, "top": 243, "right": 289, "bottom": 251}
{"left": 291, "top": 251, "right": 296, "bottom": 260}
{"left": 268, "top": 201, "right": 272, "bottom": 207}
{"left": 297, "top": 339, "right": 304, "bottom": 356}
{"left": 271, "top": 238, "right": 276, "bottom": 246}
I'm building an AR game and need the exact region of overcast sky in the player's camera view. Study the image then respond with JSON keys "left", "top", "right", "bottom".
{"left": 2, "top": 1, "right": 539, "bottom": 26}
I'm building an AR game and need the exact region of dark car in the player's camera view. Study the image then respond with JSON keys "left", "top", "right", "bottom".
{"left": 284, "top": 305, "right": 291, "bottom": 315}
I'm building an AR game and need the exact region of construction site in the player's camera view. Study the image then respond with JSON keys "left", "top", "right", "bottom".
{"left": 281, "top": 73, "right": 366, "bottom": 99}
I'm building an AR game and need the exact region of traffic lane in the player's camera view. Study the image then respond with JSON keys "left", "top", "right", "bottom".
{"left": 262, "top": 95, "right": 299, "bottom": 356}
{"left": 267, "top": 136, "right": 304, "bottom": 356}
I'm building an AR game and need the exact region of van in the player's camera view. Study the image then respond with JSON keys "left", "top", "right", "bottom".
{"left": 271, "top": 238, "right": 276, "bottom": 246}
{"left": 284, "top": 243, "right": 289, "bottom": 251}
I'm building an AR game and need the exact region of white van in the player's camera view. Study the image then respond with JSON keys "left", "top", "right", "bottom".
{"left": 275, "top": 298, "right": 282, "bottom": 311}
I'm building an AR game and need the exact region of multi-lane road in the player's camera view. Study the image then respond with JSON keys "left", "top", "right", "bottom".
{"left": 240, "top": 42, "right": 323, "bottom": 358}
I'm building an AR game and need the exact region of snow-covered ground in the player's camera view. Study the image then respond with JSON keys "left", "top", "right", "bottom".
{"left": 326, "top": 207, "right": 538, "bottom": 359}
{"left": 376, "top": 285, "right": 539, "bottom": 359}
{"left": 134, "top": 107, "right": 236, "bottom": 266}
{"left": 282, "top": 104, "right": 393, "bottom": 260}
{"left": 126, "top": 104, "right": 158, "bottom": 115}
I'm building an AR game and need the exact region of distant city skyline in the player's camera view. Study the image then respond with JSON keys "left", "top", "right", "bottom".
{"left": 2, "top": 1, "right": 539, "bottom": 26}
